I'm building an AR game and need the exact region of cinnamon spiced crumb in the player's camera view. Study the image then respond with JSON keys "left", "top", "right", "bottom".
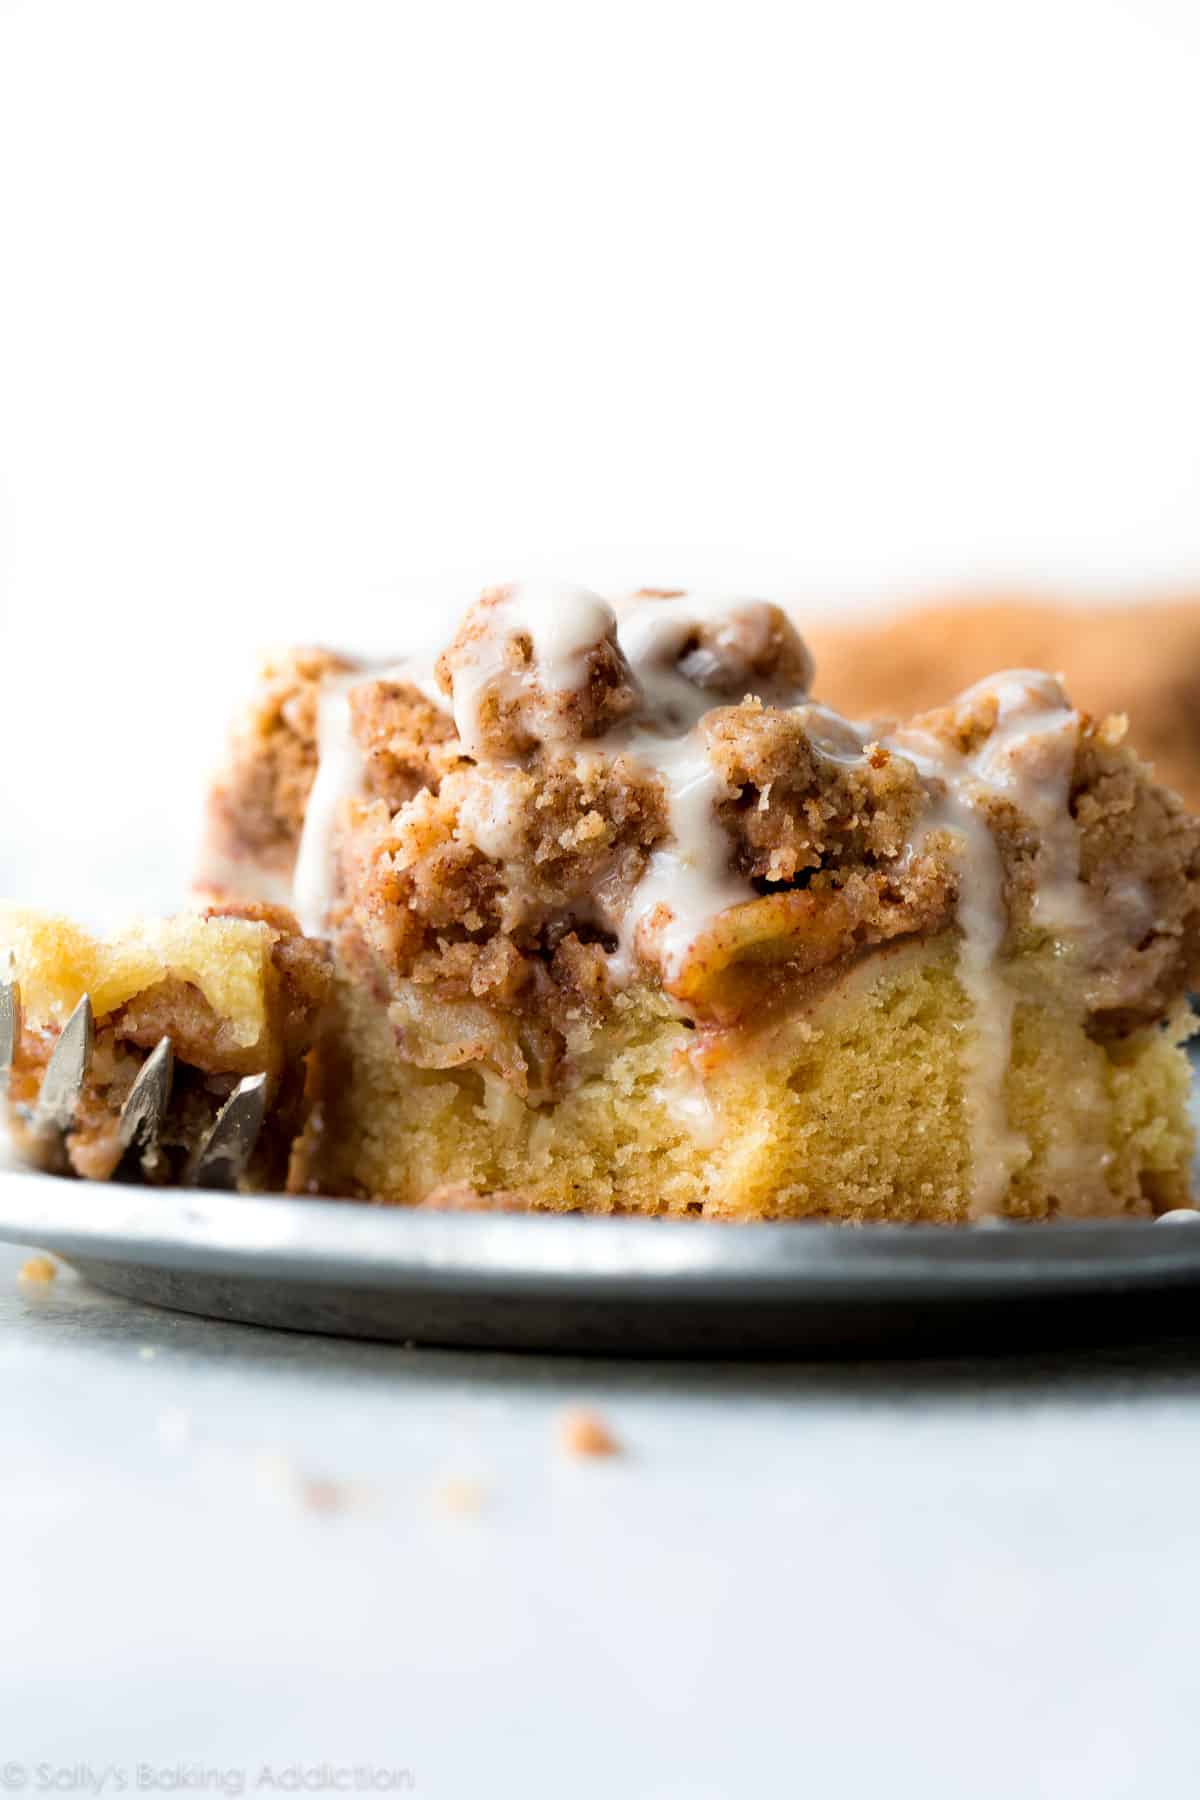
{"left": 201, "top": 646, "right": 359, "bottom": 885}
{"left": 18, "top": 1255, "right": 58, "bottom": 1285}
{"left": 436, "top": 584, "right": 639, "bottom": 756}
{"left": 558, "top": 1407, "right": 621, "bottom": 1458}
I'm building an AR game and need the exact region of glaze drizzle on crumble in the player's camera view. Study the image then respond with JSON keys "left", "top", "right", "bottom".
{"left": 199, "top": 582, "right": 1200, "bottom": 1215}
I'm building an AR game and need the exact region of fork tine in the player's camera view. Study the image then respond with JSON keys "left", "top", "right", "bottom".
{"left": 34, "top": 993, "right": 94, "bottom": 1136}
{"left": 188, "top": 1072, "right": 269, "bottom": 1190}
{"left": 117, "top": 1035, "right": 174, "bottom": 1174}
{"left": 0, "top": 955, "right": 20, "bottom": 1093}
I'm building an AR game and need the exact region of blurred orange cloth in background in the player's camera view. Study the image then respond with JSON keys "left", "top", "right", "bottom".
{"left": 807, "top": 598, "right": 1200, "bottom": 809}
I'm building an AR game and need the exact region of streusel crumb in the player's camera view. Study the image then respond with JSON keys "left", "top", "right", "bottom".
{"left": 169, "top": 580, "right": 1200, "bottom": 1221}
{"left": 203, "top": 646, "right": 358, "bottom": 885}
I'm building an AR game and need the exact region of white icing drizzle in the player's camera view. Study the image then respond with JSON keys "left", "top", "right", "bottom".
{"left": 289, "top": 656, "right": 451, "bottom": 937}
{"left": 287, "top": 584, "right": 623, "bottom": 938}
{"left": 454, "top": 768, "right": 530, "bottom": 861}
{"left": 618, "top": 591, "right": 814, "bottom": 725}
{"left": 790, "top": 701, "right": 870, "bottom": 764}
{"left": 450, "top": 581, "right": 617, "bottom": 759}
{"left": 618, "top": 595, "right": 734, "bottom": 729}
{"left": 652, "top": 1057, "right": 722, "bottom": 1150}
{"left": 886, "top": 671, "right": 1091, "bottom": 1217}
{"left": 374, "top": 657, "right": 445, "bottom": 709}
{"left": 291, "top": 678, "right": 363, "bottom": 937}
{"left": 443, "top": 586, "right": 820, "bottom": 981}
{"left": 609, "top": 594, "right": 818, "bottom": 980}
{"left": 908, "top": 764, "right": 1027, "bottom": 1219}
{"left": 963, "top": 671, "right": 1088, "bottom": 934}
{"left": 285, "top": 591, "right": 1112, "bottom": 1217}
{"left": 612, "top": 728, "right": 752, "bottom": 982}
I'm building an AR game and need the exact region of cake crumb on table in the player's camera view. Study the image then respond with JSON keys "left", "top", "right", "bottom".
{"left": 299, "top": 1477, "right": 353, "bottom": 1516}
{"left": 253, "top": 1450, "right": 362, "bottom": 1515}
{"left": 18, "top": 1255, "right": 58, "bottom": 1285}
{"left": 558, "top": 1408, "right": 621, "bottom": 1458}
{"left": 431, "top": 1476, "right": 486, "bottom": 1515}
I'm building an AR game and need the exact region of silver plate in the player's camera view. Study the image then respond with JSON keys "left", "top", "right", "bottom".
{"left": 2, "top": 1160, "right": 1200, "bottom": 1354}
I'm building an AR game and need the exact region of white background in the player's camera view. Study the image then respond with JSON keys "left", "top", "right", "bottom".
{"left": 3, "top": 0, "right": 1200, "bottom": 912}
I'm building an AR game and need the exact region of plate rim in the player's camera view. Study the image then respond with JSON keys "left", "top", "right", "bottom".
{"left": 3, "top": 1163, "right": 1200, "bottom": 1303}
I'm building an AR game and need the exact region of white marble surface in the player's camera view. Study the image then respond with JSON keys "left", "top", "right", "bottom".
{"left": 4, "top": 1237, "right": 1200, "bottom": 1797}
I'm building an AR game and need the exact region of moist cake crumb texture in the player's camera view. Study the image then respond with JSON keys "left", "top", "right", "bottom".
{"left": 1, "top": 900, "right": 330, "bottom": 1188}
{"left": 11, "top": 582, "right": 1200, "bottom": 1221}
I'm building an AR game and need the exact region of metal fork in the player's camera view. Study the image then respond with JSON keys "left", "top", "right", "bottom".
{"left": 0, "top": 962, "right": 268, "bottom": 1189}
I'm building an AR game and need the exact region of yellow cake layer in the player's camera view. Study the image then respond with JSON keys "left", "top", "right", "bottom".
{"left": 320, "top": 937, "right": 1196, "bottom": 1219}
{"left": 0, "top": 903, "right": 276, "bottom": 1050}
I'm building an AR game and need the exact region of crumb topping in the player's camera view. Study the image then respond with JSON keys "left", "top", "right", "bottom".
{"left": 198, "top": 584, "right": 1200, "bottom": 1207}
{"left": 201, "top": 647, "right": 358, "bottom": 891}
{"left": 436, "top": 582, "right": 639, "bottom": 757}
{"left": 349, "top": 677, "right": 463, "bottom": 809}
